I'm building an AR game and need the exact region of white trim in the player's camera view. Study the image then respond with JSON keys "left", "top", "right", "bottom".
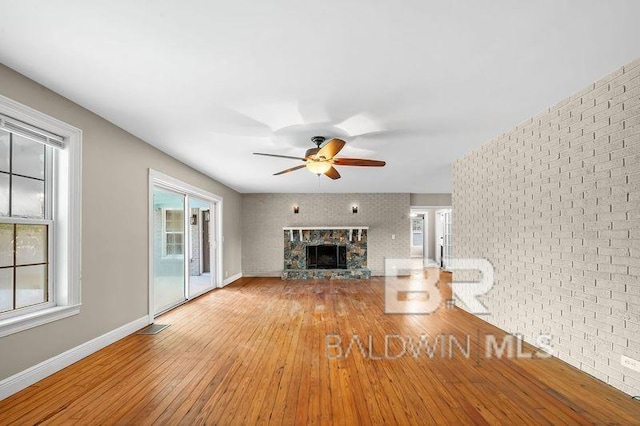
{"left": 223, "top": 272, "right": 242, "bottom": 287}
{"left": 0, "top": 315, "right": 149, "bottom": 401}
{"left": 212, "top": 205, "right": 221, "bottom": 288}
{"left": 0, "top": 304, "right": 81, "bottom": 339}
{"left": 0, "top": 94, "right": 82, "bottom": 337}
{"left": 149, "top": 170, "right": 223, "bottom": 204}
{"left": 148, "top": 174, "right": 156, "bottom": 320}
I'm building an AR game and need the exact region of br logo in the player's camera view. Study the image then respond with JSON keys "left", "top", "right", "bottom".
{"left": 384, "top": 258, "right": 494, "bottom": 315}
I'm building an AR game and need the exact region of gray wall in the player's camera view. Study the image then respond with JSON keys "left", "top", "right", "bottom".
{"left": 242, "top": 193, "right": 410, "bottom": 276}
{"left": 410, "top": 193, "right": 452, "bottom": 206}
{"left": 453, "top": 59, "right": 640, "bottom": 395}
{"left": 0, "top": 63, "right": 242, "bottom": 381}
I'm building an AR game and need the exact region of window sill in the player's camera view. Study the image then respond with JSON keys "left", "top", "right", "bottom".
{"left": 0, "top": 304, "right": 81, "bottom": 338}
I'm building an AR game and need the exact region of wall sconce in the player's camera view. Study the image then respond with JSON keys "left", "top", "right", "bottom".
{"left": 293, "top": 206, "right": 300, "bottom": 214}
{"left": 190, "top": 214, "right": 198, "bottom": 225}
{"left": 352, "top": 206, "right": 358, "bottom": 214}
{"left": 203, "top": 211, "right": 210, "bottom": 222}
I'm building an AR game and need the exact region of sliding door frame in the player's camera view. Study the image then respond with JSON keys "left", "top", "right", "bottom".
{"left": 148, "top": 169, "right": 223, "bottom": 321}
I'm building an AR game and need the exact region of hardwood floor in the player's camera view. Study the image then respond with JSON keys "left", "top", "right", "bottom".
{"left": 1, "top": 271, "right": 639, "bottom": 425}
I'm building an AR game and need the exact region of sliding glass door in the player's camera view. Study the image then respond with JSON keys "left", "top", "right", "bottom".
{"left": 152, "top": 180, "right": 221, "bottom": 317}
{"left": 188, "top": 196, "right": 215, "bottom": 298}
{"left": 153, "top": 187, "right": 187, "bottom": 314}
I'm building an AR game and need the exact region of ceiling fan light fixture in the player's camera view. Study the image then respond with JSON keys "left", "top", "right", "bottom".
{"left": 306, "top": 161, "right": 332, "bottom": 175}
{"left": 255, "top": 136, "right": 384, "bottom": 180}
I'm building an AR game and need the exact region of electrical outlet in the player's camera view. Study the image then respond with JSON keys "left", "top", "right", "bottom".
{"left": 621, "top": 355, "right": 640, "bottom": 373}
{"left": 225, "top": 271, "right": 228, "bottom": 278}
{"left": 391, "top": 234, "right": 396, "bottom": 240}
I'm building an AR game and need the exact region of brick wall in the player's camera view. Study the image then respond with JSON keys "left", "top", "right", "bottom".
{"left": 242, "top": 193, "right": 410, "bottom": 276}
{"left": 453, "top": 59, "right": 640, "bottom": 396}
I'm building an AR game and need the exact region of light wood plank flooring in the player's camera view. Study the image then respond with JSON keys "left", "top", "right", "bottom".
{"left": 1, "top": 272, "right": 639, "bottom": 424}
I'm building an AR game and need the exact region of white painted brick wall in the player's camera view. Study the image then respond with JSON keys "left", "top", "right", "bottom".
{"left": 242, "top": 193, "right": 410, "bottom": 276}
{"left": 453, "top": 58, "right": 640, "bottom": 396}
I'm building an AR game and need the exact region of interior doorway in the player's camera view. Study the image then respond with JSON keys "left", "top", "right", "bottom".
{"left": 410, "top": 206, "right": 452, "bottom": 268}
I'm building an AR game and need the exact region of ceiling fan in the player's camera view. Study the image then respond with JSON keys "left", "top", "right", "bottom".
{"left": 253, "top": 136, "right": 385, "bottom": 180}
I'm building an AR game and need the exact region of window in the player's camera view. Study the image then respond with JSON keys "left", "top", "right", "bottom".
{"left": 0, "top": 131, "right": 52, "bottom": 314}
{"left": 163, "top": 209, "right": 184, "bottom": 256}
{"left": 411, "top": 217, "right": 423, "bottom": 247}
{"left": 0, "top": 95, "right": 81, "bottom": 338}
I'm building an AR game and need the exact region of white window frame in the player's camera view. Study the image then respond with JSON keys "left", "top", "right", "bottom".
{"left": 161, "top": 207, "right": 185, "bottom": 258}
{"left": 0, "top": 94, "right": 82, "bottom": 338}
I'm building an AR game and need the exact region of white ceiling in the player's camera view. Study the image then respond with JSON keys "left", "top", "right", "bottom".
{"left": 1, "top": 1, "right": 639, "bottom": 193}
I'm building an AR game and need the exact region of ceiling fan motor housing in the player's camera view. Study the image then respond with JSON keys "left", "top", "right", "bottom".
{"left": 311, "top": 136, "right": 326, "bottom": 147}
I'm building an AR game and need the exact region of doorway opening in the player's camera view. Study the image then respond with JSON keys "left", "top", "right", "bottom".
{"left": 410, "top": 206, "right": 452, "bottom": 269}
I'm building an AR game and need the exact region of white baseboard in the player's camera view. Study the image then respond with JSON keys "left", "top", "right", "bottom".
{"left": 0, "top": 315, "right": 149, "bottom": 401}
{"left": 222, "top": 272, "right": 242, "bottom": 286}
{"left": 242, "top": 272, "right": 280, "bottom": 278}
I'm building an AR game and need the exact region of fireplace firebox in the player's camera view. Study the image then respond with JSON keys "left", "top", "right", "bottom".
{"left": 306, "top": 245, "right": 347, "bottom": 269}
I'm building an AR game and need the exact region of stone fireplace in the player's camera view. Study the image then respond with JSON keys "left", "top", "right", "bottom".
{"left": 282, "top": 227, "right": 371, "bottom": 279}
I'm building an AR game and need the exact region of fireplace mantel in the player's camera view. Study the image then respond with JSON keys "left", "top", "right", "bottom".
{"left": 283, "top": 226, "right": 369, "bottom": 242}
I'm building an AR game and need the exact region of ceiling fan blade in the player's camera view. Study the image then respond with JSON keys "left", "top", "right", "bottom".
{"left": 317, "top": 138, "right": 346, "bottom": 160}
{"left": 332, "top": 158, "right": 386, "bottom": 167}
{"left": 254, "top": 152, "right": 306, "bottom": 161}
{"left": 273, "top": 164, "right": 306, "bottom": 175}
{"left": 324, "top": 166, "right": 341, "bottom": 180}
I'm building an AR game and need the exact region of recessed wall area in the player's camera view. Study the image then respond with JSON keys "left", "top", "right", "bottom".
{"left": 241, "top": 193, "right": 411, "bottom": 276}
{"left": 453, "top": 59, "right": 640, "bottom": 395}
